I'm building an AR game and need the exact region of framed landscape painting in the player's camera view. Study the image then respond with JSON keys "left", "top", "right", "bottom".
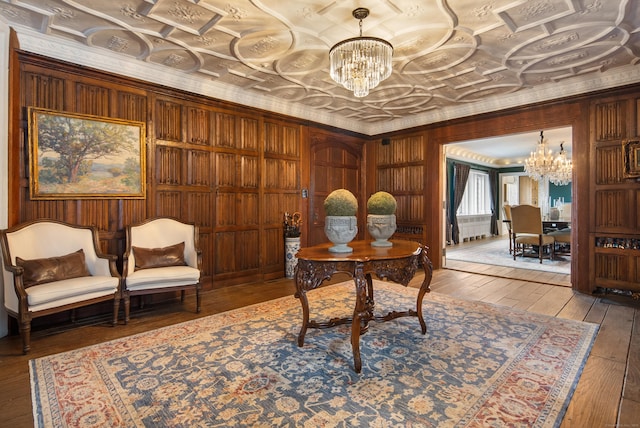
{"left": 28, "top": 108, "right": 146, "bottom": 199}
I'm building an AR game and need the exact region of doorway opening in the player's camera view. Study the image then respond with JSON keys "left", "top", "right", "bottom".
{"left": 443, "top": 127, "right": 572, "bottom": 285}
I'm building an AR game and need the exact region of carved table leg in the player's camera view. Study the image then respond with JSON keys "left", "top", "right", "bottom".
{"left": 416, "top": 245, "right": 434, "bottom": 334}
{"left": 295, "top": 287, "right": 310, "bottom": 347}
{"left": 351, "top": 263, "right": 367, "bottom": 373}
{"left": 365, "top": 273, "right": 375, "bottom": 322}
{"left": 296, "top": 289, "right": 310, "bottom": 347}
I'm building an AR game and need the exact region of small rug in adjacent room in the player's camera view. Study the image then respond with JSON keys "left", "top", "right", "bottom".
{"left": 447, "top": 238, "right": 571, "bottom": 275}
{"left": 30, "top": 281, "right": 598, "bottom": 427}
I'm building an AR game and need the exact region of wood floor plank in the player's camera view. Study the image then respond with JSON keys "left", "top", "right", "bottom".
{"left": 511, "top": 283, "right": 555, "bottom": 311}
{"left": 622, "top": 310, "right": 640, "bottom": 403}
{"left": 482, "top": 279, "right": 529, "bottom": 304}
{"left": 560, "top": 300, "right": 634, "bottom": 427}
{"left": 525, "top": 285, "right": 575, "bottom": 316}
{"left": 584, "top": 298, "right": 609, "bottom": 325}
{"left": 560, "top": 356, "right": 626, "bottom": 428}
{"left": 619, "top": 398, "right": 640, "bottom": 427}
{"left": 463, "top": 276, "right": 512, "bottom": 302}
{"left": 556, "top": 291, "right": 597, "bottom": 321}
{"left": 590, "top": 304, "right": 635, "bottom": 364}
{"left": 432, "top": 273, "right": 494, "bottom": 298}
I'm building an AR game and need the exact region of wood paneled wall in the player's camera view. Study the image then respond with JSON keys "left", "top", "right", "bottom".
{"left": 9, "top": 51, "right": 366, "bottom": 292}
{"left": 9, "top": 47, "right": 640, "bottom": 302}
{"left": 590, "top": 95, "right": 640, "bottom": 295}
{"left": 366, "top": 134, "right": 436, "bottom": 256}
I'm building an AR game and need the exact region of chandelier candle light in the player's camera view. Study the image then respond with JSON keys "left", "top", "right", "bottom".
{"left": 551, "top": 142, "right": 572, "bottom": 186}
{"left": 524, "top": 131, "right": 573, "bottom": 186}
{"left": 329, "top": 8, "right": 393, "bottom": 97}
{"left": 524, "top": 130, "right": 573, "bottom": 219}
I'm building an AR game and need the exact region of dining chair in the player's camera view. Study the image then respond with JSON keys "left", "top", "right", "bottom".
{"left": 510, "top": 205, "right": 555, "bottom": 263}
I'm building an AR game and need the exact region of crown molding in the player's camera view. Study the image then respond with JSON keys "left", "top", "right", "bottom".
{"left": 14, "top": 29, "right": 640, "bottom": 137}
{"left": 15, "top": 29, "right": 352, "bottom": 131}
{"left": 371, "top": 64, "right": 640, "bottom": 135}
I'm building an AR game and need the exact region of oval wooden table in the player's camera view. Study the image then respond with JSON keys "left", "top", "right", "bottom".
{"left": 293, "top": 239, "right": 433, "bottom": 373}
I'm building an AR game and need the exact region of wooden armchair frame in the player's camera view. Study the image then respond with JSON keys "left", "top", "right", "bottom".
{"left": 122, "top": 217, "right": 203, "bottom": 323}
{"left": 0, "top": 219, "right": 121, "bottom": 354}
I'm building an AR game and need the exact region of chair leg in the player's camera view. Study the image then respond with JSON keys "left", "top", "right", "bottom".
{"left": 196, "top": 284, "right": 202, "bottom": 313}
{"left": 19, "top": 320, "right": 31, "bottom": 354}
{"left": 539, "top": 244, "right": 543, "bottom": 263}
{"left": 124, "top": 293, "right": 131, "bottom": 324}
{"left": 181, "top": 290, "right": 186, "bottom": 303}
{"left": 113, "top": 295, "right": 120, "bottom": 326}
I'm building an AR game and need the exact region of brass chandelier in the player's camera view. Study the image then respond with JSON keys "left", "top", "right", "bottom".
{"left": 329, "top": 8, "right": 393, "bottom": 97}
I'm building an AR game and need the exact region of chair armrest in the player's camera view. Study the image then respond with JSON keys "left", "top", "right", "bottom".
{"left": 2, "top": 263, "right": 29, "bottom": 300}
{"left": 93, "top": 252, "right": 120, "bottom": 279}
{"left": 196, "top": 248, "right": 203, "bottom": 271}
{"left": 89, "top": 227, "right": 120, "bottom": 279}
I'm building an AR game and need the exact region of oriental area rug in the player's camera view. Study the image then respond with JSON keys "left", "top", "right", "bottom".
{"left": 30, "top": 281, "right": 597, "bottom": 427}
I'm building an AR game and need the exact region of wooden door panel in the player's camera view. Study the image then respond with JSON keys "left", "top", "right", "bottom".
{"left": 308, "top": 134, "right": 364, "bottom": 247}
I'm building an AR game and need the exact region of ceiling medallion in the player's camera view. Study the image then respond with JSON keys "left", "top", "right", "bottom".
{"left": 329, "top": 8, "right": 393, "bottom": 98}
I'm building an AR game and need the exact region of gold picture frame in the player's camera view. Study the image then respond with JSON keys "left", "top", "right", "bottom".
{"left": 623, "top": 138, "right": 640, "bottom": 179}
{"left": 28, "top": 107, "right": 146, "bottom": 199}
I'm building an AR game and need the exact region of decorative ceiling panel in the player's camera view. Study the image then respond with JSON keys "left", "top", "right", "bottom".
{"left": 0, "top": 0, "right": 638, "bottom": 135}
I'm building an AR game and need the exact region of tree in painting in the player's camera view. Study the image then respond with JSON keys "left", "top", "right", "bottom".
{"left": 35, "top": 113, "right": 141, "bottom": 194}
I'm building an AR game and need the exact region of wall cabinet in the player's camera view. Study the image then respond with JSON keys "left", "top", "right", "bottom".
{"left": 592, "top": 234, "right": 640, "bottom": 295}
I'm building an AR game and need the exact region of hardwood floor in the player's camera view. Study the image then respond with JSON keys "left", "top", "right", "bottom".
{"left": 0, "top": 265, "right": 638, "bottom": 427}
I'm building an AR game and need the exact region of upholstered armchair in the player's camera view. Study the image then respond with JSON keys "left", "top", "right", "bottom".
{"left": 122, "top": 217, "right": 202, "bottom": 323}
{"left": 0, "top": 219, "right": 121, "bottom": 354}
{"left": 510, "top": 205, "right": 555, "bottom": 263}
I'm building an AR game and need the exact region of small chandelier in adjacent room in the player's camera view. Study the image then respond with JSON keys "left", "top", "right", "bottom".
{"left": 329, "top": 8, "right": 393, "bottom": 97}
{"left": 524, "top": 131, "right": 572, "bottom": 185}
{"left": 550, "top": 142, "right": 572, "bottom": 185}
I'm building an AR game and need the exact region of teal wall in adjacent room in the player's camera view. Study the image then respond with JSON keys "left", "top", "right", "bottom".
{"left": 550, "top": 182, "right": 572, "bottom": 202}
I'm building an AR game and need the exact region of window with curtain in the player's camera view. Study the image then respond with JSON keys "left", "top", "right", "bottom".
{"left": 456, "top": 170, "right": 491, "bottom": 215}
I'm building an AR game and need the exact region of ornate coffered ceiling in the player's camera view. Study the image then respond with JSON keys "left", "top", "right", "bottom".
{"left": 1, "top": 0, "right": 639, "bottom": 135}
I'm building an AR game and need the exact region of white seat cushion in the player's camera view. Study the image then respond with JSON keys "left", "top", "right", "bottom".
{"left": 26, "top": 276, "right": 118, "bottom": 307}
{"left": 125, "top": 266, "right": 200, "bottom": 290}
